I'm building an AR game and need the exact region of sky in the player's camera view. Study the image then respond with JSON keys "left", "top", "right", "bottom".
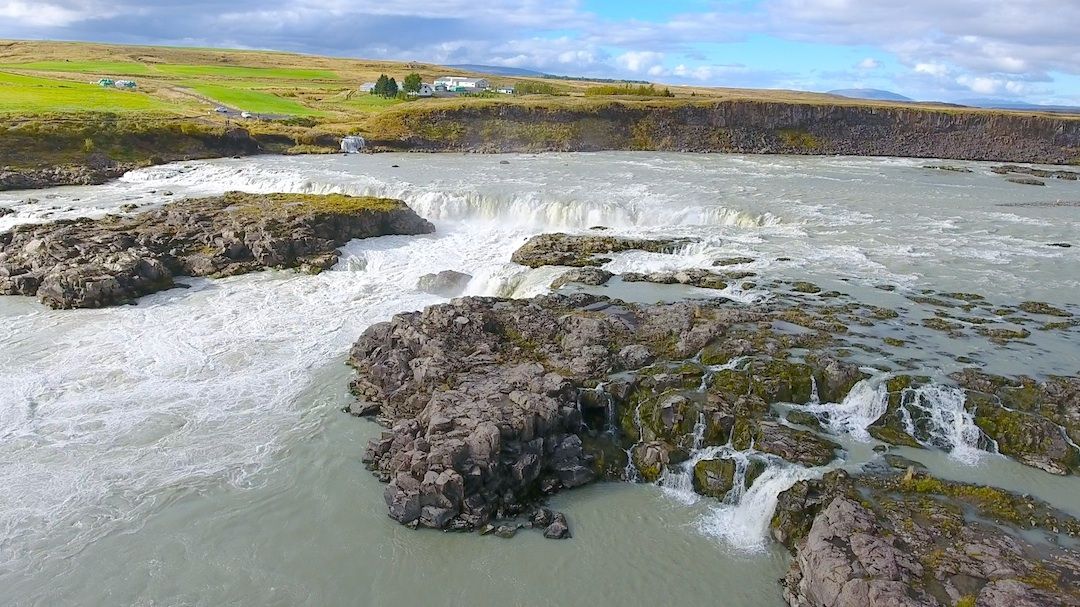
{"left": 2, "top": 0, "right": 1079, "bottom": 105}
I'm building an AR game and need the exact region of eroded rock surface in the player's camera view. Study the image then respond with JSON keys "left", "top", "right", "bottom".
{"left": 0, "top": 192, "right": 434, "bottom": 308}
{"left": 510, "top": 233, "right": 688, "bottom": 268}
{"left": 775, "top": 470, "right": 1080, "bottom": 607}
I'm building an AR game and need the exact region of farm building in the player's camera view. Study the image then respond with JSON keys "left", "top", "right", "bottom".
{"left": 359, "top": 82, "right": 376, "bottom": 93}
{"left": 407, "top": 83, "right": 434, "bottom": 97}
{"left": 433, "top": 76, "right": 490, "bottom": 91}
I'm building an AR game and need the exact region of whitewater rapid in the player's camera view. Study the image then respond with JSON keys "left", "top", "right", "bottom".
{"left": 1, "top": 152, "right": 1078, "bottom": 604}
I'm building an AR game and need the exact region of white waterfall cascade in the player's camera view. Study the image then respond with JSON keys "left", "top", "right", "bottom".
{"left": 898, "top": 384, "right": 992, "bottom": 465}
{"left": 697, "top": 464, "right": 820, "bottom": 552}
{"left": 340, "top": 136, "right": 366, "bottom": 153}
{"left": 798, "top": 374, "right": 890, "bottom": 441}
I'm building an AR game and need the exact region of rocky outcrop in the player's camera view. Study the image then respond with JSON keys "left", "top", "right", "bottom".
{"left": 550, "top": 267, "right": 613, "bottom": 289}
{"left": 416, "top": 270, "right": 472, "bottom": 296}
{"left": 0, "top": 126, "right": 264, "bottom": 191}
{"left": 0, "top": 192, "right": 435, "bottom": 308}
{"left": 0, "top": 156, "right": 134, "bottom": 191}
{"left": 365, "top": 100, "right": 1080, "bottom": 164}
{"left": 510, "top": 233, "right": 688, "bottom": 268}
{"left": 623, "top": 268, "right": 736, "bottom": 290}
{"left": 775, "top": 470, "right": 1080, "bottom": 607}
{"left": 951, "top": 369, "right": 1080, "bottom": 475}
{"left": 991, "top": 165, "right": 1080, "bottom": 181}
{"left": 347, "top": 292, "right": 877, "bottom": 531}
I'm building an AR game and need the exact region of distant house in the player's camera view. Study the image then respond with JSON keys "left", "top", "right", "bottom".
{"left": 433, "top": 76, "right": 490, "bottom": 91}
{"left": 497, "top": 86, "right": 515, "bottom": 94}
{"left": 407, "top": 83, "right": 434, "bottom": 98}
{"left": 359, "top": 82, "right": 377, "bottom": 93}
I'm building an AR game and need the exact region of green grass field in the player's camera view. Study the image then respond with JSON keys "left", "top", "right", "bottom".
{"left": 186, "top": 83, "right": 323, "bottom": 115}
{"left": 155, "top": 64, "right": 339, "bottom": 80}
{"left": 0, "top": 71, "right": 169, "bottom": 113}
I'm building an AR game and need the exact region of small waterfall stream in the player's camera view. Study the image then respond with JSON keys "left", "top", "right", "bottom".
{"left": 898, "top": 384, "right": 994, "bottom": 465}
{"left": 340, "top": 136, "right": 366, "bottom": 153}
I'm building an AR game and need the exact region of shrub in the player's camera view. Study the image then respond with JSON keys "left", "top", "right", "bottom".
{"left": 584, "top": 84, "right": 674, "bottom": 97}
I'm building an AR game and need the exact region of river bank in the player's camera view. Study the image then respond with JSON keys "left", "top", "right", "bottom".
{"left": 3, "top": 97, "right": 1079, "bottom": 191}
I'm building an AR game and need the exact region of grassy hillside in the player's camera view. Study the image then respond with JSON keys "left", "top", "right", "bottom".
{"left": 0, "top": 39, "right": 1077, "bottom": 178}
{"left": 7, "top": 39, "right": 1075, "bottom": 122}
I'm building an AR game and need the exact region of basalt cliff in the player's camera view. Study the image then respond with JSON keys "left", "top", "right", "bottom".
{"left": 365, "top": 100, "right": 1080, "bottom": 164}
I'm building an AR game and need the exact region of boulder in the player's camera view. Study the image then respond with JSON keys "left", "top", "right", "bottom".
{"left": 692, "top": 458, "right": 736, "bottom": 498}
{"left": 416, "top": 270, "right": 473, "bottom": 296}
{"left": 550, "top": 267, "right": 613, "bottom": 289}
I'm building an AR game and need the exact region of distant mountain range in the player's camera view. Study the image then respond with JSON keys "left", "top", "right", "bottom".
{"left": 827, "top": 88, "right": 913, "bottom": 102}
{"left": 826, "top": 89, "right": 1078, "bottom": 114}
{"left": 957, "top": 98, "right": 1080, "bottom": 114}
{"left": 447, "top": 64, "right": 549, "bottom": 77}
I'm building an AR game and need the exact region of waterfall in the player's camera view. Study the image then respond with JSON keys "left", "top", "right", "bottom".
{"left": 697, "top": 464, "right": 819, "bottom": 551}
{"left": 898, "top": 384, "right": 990, "bottom": 465}
{"left": 340, "top": 136, "right": 366, "bottom": 153}
{"left": 798, "top": 376, "right": 888, "bottom": 441}
{"left": 623, "top": 400, "right": 646, "bottom": 482}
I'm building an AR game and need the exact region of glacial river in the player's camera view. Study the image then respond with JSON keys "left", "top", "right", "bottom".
{"left": 1, "top": 153, "right": 1078, "bottom": 606}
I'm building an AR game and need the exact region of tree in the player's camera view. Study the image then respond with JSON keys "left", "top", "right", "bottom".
{"left": 372, "top": 74, "right": 389, "bottom": 96}
{"left": 385, "top": 77, "right": 399, "bottom": 97}
{"left": 403, "top": 72, "right": 422, "bottom": 93}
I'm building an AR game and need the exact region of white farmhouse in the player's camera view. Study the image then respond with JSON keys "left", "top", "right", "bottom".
{"left": 359, "top": 82, "right": 377, "bottom": 93}
{"left": 408, "top": 83, "right": 434, "bottom": 97}
{"left": 433, "top": 76, "right": 490, "bottom": 91}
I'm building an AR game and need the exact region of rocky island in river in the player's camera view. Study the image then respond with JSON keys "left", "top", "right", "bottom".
{"left": 0, "top": 192, "right": 434, "bottom": 308}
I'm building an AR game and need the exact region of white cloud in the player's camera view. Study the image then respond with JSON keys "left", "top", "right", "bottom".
{"left": 857, "top": 58, "right": 880, "bottom": 70}
{"left": 914, "top": 62, "right": 949, "bottom": 77}
{"left": 615, "top": 51, "right": 665, "bottom": 73}
{"left": 0, "top": 0, "right": 104, "bottom": 26}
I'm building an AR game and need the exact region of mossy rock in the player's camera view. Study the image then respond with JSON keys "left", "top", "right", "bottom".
{"left": 749, "top": 358, "right": 817, "bottom": 404}
{"left": 922, "top": 317, "right": 963, "bottom": 333}
{"left": 581, "top": 435, "right": 630, "bottom": 480}
{"left": 972, "top": 398, "right": 1079, "bottom": 475}
{"left": 731, "top": 416, "right": 756, "bottom": 451}
{"left": 631, "top": 442, "right": 671, "bottom": 483}
{"left": 942, "top": 292, "right": 985, "bottom": 302}
{"left": 868, "top": 424, "right": 922, "bottom": 448}
{"left": 786, "top": 409, "right": 822, "bottom": 429}
{"left": 1018, "top": 301, "right": 1072, "bottom": 317}
{"left": 744, "top": 459, "right": 767, "bottom": 489}
{"left": 791, "top": 281, "right": 822, "bottom": 294}
{"left": 692, "top": 458, "right": 736, "bottom": 498}
{"left": 754, "top": 422, "right": 839, "bottom": 466}
{"left": 713, "top": 256, "right": 755, "bottom": 267}
{"left": 975, "top": 325, "right": 1031, "bottom": 341}
{"left": 699, "top": 342, "right": 734, "bottom": 366}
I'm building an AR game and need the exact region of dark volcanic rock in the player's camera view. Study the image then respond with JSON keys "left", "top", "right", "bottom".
{"left": 622, "top": 268, "right": 731, "bottom": 290}
{"left": 0, "top": 192, "right": 435, "bottom": 308}
{"left": 350, "top": 293, "right": 762, "bottom": 530}
{"left": 0, "top": 156, "right": 134, "bottom": 191}
{"left": 0, "top": 207, "right": 13, "bottom": 217}
{"left": 1006, "top": 176, "right": 1047, "bottom": 186}
{"left": 510, "top": 233, "right": 688, "bottom": 268}
{"left": 416, "top": 270, "right": 473, "bottom": 296}
{"left": 776, "top": 470, "right": 1080, "bottom": 607}
{"left": 550, "top": 267, "right": 613, "bottom": 289}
